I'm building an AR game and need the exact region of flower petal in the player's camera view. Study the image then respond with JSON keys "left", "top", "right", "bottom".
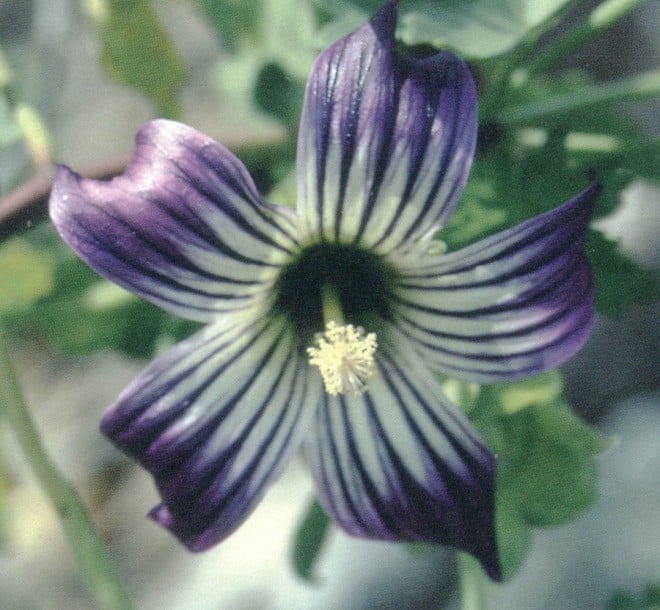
{"left": 49, "top": 119, "right": 299, "bottom": 322}
{"left": 296, "top": 1, "right": 476, "bottom": 254}
{"left": 101, "top": 311, "right": 320, "bottom": 550}
{"left": 392, "top": 181, "right": 600, "bottom": 383}
{"left": 305, "top": 334, "right": 500, "bottom": 580}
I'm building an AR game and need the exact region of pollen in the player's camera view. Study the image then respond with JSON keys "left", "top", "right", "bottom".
{"left": 307, "top": 321, "right": 378, "bottom": 397}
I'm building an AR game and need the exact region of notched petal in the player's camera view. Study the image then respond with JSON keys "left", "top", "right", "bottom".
{"left": 49, "top": 119, "right": 299, "bottom": 322}
{"left": 296, "top": 1, "right": 477, "bottom": 254}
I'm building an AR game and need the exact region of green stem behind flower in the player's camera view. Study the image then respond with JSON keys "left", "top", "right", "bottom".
{"left": 0, "top": 323, "right": 132, "bottom": 610}
{"left": 457, "top": 552, "right": 487, "bottom": 610}
{"left": 479, "top": 0, "right": 647, "bottom": 121}
{"left": 495, "top": 70, "right": 660, "bottom": 125}
{"left": 526, "top": 0, "right": 646, "bottom": 77}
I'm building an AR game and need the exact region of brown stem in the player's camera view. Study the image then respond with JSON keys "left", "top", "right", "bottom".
{"left": 0, "top": 154, "right": 130, "bottom": 242}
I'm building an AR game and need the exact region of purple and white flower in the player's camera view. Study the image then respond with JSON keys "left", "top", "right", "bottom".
{"left": 49, "top": 1, "right": 599, "bottom": 581}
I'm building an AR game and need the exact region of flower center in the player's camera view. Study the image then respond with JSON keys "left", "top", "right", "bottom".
{"left": 272, "top": 244, "right": 395, "bottom": 396}
{"left": 272, "top": 243, "right": 394, "bottom": 338}
{"left": 307, "top": 321, "right": 377, "bottom": 396}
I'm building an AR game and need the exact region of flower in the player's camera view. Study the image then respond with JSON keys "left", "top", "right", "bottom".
{"left": 48, "top": 1, "right": 599, "bottom": 581}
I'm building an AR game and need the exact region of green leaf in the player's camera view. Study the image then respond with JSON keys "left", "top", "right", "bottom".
{"left": 494, "top": 493, "right": 532, "bottom": 580}
{"left": 441, "top": 184, "right": 508, "bottom": 250}
{"left": 0, "top": 237, "right": 55, "bottom": 314}
{"left": 0, "top": 468, "right": 12, "bottom": 548}
{"left": 291, "top": 498, "right": 330, "bottom": 581}
{"left": 260, "top": 0, "right": 318, "bottom": 80}
{"left": 212, "top": 0, "right": 316, "bottom": 132}
{"left": 202, "top": 0, "right": 317, "bottom": 76}
{"left": 586, "top": 230, "right": 659, "bottom": 317}
{"left": 0, "top": 93, "right": 31, "bottom": 195}
{"left": 254, "top": 62, "right": 305, "bottom": 126}
{"left": 95, "top": 0, "right": 187, "bottom": 117}
{"left": 606, "top": 584, "right": 660, "bottom": 610}
{"left": 13, "top": 239, "right": 198, "bottom": 358}
{"left": 503, "top": 402, "right": 606, "bottom": 527}
{"left": 31, "top": 280, "right": 165, "bottom": 357}
{"left": 495, "top": 371, "right": 563, "bottom": 415}
{"left": 0, "top": 45, "right": 12, "bottom": 89}
{"left": 442, "top": 65, "right": 659, "bottom": 318}
{"left": 196, "top": 0, "right": 262, "bottom": 52}
{"left": 0, "top": 94, "right": 21, "bottom": 147}
{"left": 470, "top": 375, "right": 608, "bottom": 580}
{"left": 478, "top": 67, "right": 659, "bottom": 216}
{"left": 401, "top": 0, "right": 572, "bottom": 58}
{"left": 317, "top": 0, "right": 571, "bottom": 58}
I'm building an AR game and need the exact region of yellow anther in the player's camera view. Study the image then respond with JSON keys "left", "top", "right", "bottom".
{"left": 307, "top": 321, "right": 378, "bottom": 397}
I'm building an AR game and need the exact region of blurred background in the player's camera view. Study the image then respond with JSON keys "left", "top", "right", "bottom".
{"left": 0, "top": 1, "right": 658, "bottom": 608}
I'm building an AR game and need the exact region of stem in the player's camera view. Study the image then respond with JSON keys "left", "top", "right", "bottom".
{"left": 495, "top": 69, "right": 660, "bottom": 125}
{"left": 481, "top": 0, "right": 646, "bottom": 120}
{"left": 0, "top": 155, "right": 129, "bottom": 243}
{"left": 458, "top": 552, "right": 486, "bottom": 610}
{"left": 526, "top": 0, "right": 645, "bottom": 77}
{"left": 0, "top": 323, "right": 133, "bottom": 610}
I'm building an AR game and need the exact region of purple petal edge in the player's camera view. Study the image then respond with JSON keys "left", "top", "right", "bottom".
{"left": 49, "top": 120, "right": 296, "bottom": 322}
{"left": 296, "top": 0, "right": 477, "bottom": 253}
{"left": 307, "top": 335, "right": 502, "bottom": 580}
{"left": 393, "top": 178, "right": 601, "bottom": 383}
{"left": 100, "top": 315, "right": 320, "bottom": 553}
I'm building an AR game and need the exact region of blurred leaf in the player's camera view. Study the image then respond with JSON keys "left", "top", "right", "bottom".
{"left": 9, "top": 225, "right": 199, "bottom": 358}
{"left": 261, "top": 0, "right": 318, "bottom": 79}
{"left": 477, "top": 69, "right": 659, "bottom": 219}
{"left": 0, "top": 466, "right": 13, "bottom": 548}
{"left": 0, "top": 237, "right": 55, "bottom": 314}
{"left": 586, "top": 230, "right": 659, "bottom": 317}
{"left": 254, "top": 62, "right": 305, "bottom": 126}
{"left": 469, "top": 375, "right": 608, "bottom": 580}
{"left": 0, "top": 94, "right": 20, "bottom": 147}
{"left": 442, "top": 67, "right": 659, "bottom": 319}
{"left": 33, "top": 287, "right": 195, "bottom": 358}
{"left": 0, "top": 46, "right": 12, "bottom": 89}
{"left": 14, "top": 103, "right": 51, "bottom": 168}
{"left": 441, "top": 378, "right": 481, "bottom": 416}
{"left": 502, "top": 401, "right": 607, "bottom": 526}
{"left": 440, "top": 182, "right": 507, "bottom": 248}
{"left": 524, "top": 0, "right": 649, "bottom": 77}
{"left": 291, "top": 498, "right": 330, "bottom": 581}
{"left": 214, "top": 49, "right": 281, "bottom": 132}
{"left": 196, "top": 0, "right": 262, "bottom": 52}
{"left": 95, "top": 0, "right": 187, "bottom": 117}
{"left": 494, "top": 493, "right": 532, "bottom": 580}
{"left": 496, "top": 371, "right": 563, "bottom": 415}
{"left": 317, "top": 0, "right": 571, "bottom": 58}
{"left": 606, "top": 584, "right": 660, "bottom": 610}
{"left": 31, "top": 281, "right": 164, "bottom": 358}
{"left": 0, "top": 93, "right": 31, "bottom": 195}
{"left": 212, "top": 0, "right": 316, "bottom": 130}
{"left": 401, "top": 0, "right": 571, "bottom": 58}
